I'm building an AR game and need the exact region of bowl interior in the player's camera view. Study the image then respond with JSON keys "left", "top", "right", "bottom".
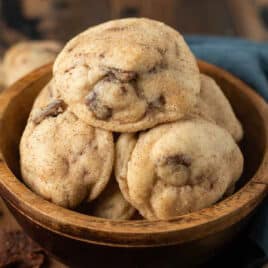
{"left": 0, "top": 63, "right": 265, "bottom": 196}
{"left": 0, "top": 61, "right": 267, "bottom": 247}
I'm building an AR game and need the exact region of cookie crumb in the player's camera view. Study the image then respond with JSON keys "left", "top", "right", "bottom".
{"left": 32, "top": 99, "right": 65, "bottom": 124}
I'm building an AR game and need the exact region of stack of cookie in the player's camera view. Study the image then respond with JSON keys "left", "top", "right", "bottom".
{"left": 0, "top": 40, "right": 62, "bottom": 91}
{"left": 20, "top": 18, "right": 244, "bottom": 220}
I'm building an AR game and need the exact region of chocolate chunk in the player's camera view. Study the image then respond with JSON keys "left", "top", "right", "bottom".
{"left": 148, "top": 95, "right": 166, "bottom": 110}
{"left": 162, "top": 154, "right": 192, "bottom": 167}
{"left": 85, "top": 92, "right": 112, "bottom": 120}
{"left": 32, "top": 99, "right": 65, "bottom": 124}
{"left": 156, "top": 47, "right": 167, "bottom": 56}
{"left": 64, "top": 66, "right": 76, "bottom": 73}
{"left": 148, "top": 61, "right": 167, "bottom": 74}
{"left": 148, "top": 66, "right": 157, "bottom": 74}
{"left": 119, "top": 86, "right": 127, "bottom": 94}
{"left": 0, "top": 230, "right": 45, "bottom": 268}
{"left": 104, "top": 66, "right": 137, "bottom": 82}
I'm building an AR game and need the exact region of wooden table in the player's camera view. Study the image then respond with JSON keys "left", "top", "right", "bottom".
{"left": 0, "top": 197, "right": 66, "bottom": 267}
{"left": 1, "top": 0, "right": 268, "bottom": 56}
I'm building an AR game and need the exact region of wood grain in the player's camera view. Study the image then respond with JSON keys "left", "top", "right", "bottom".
{"left": 110, "top": 0, "right": 177, "bottom": 27}
{"left": 2, "top": 0, "right": 268, "bottom": 56}
{"left": 0, "top": 197, "right": 65, "bottom": 267}
{"left": 109, "top": 0, "right": 234, "bottom": 35}
{"left": 174, "top": 0, "right": 234, "bottom": 35}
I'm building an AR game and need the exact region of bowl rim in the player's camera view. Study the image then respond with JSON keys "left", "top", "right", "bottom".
{"left": 0, "top": 60, "right": 267, "bottom": 247}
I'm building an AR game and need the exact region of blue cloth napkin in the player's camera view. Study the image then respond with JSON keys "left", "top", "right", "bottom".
{"left": 185, "top": 36, "right": 268, "bottom": 255}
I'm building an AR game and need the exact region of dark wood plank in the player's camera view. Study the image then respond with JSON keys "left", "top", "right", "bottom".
{"left": 109, "top": 0, "right": 235, "bottom": 35}
{"left": 110, "top": 0, "right": 177, "bottom": 28}
{"left": 174, "top": 0, "right": 235, "bottom": 35}
{"left": 4, "top": 0, "right": 268, "bottom": 52}
{"left": 228, "top": 0, "right": 268, "bottom": 41}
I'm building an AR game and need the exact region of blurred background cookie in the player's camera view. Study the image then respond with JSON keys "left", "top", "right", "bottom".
{"left": 2, "top": 40, "right": 62, "bottom": 86}
{"left": 20, "top": 85, "right": 114, "bottom": 208}
{"left": 115, "top": 118, "right": 243, "bottom": 220}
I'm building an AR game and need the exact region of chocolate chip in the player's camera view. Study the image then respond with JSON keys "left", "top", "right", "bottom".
{"left": 85, "top": 92, "right": 112, "bottom": 120}
{"left": 209, "top": 181, "right": 215, "bottom": 190}
{"left": 162, "top": 154, "right": 192, "bottom": 167}
{"left": 148, "top": 66, "right": 157, "bottom": 74}
{"left": 32, "top": 99, "right": 65, "bottom": 124}
{"left": 156, "top": 47, "right": 167, "bottom": 56}
{"left": 85, "top": 92, "right": 97, "bottom": 103}
{"left": 64, "top": 66, "right": 75, "bottom": 73}
{"left": 99, "top": 53, "right": 105, "bottom": 58}
{"left": 148, "top": 95, "right": 166, "bottom": 110}
{"left": 0, "top": 230, "right": 45, "bottom": 268}
{"left": 120, "top": 86, "right": 127, "bottom": 94}
{"left": 104, "top": 66, "right": 137, "bottom": 82}
{"left": 67, "top": 44, "right": 77, "bottom": 53}
{"left": 103, "top": 76, "right": 113, "bottom": 83}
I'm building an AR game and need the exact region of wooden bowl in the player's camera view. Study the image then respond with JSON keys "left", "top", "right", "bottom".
{"left": 0, "top": 60, "right": 267, "bottom": 267}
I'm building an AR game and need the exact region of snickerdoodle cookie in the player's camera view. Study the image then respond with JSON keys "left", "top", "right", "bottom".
{"left": 115, "top": 118, "right": 243, "bottom": 220}
{"left": 53, "top": 18, "right": 200, "bottom": 132}
{"left": 20, "top": 85, "right": 114, "bottom": 208}
{"left": 195, "top": 74, "right": 243, "bottom": 141}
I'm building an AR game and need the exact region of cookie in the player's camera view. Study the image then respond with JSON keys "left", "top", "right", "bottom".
{"left": 3, "top": 40, "right": 62, "bottom": 86}
{"left": 115, "top": 118, "right": 243, "bottom": 220}
{"left": 195, "top": 74, "right": 243, "bottom": 141}
{"left": 20, "top": 90, "right": 114, "bottom": 208}
{"left": 0, "top": 60, "right": 4, "bottom": 91}
{"left": 90, "top": 178, "right": 136, "bottom": 220}
{"left": 32, "top": 80, "right": 55, "bottom": 110}
{"left": 53, "top": 18, "right": 200, "bottom": 132}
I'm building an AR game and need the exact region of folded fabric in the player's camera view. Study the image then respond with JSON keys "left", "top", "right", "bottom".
{"left": 186, "top": 36, "right": 268, "bottom": 100}
{"left": 185, "top": 35, "right": 268, "bottom": 256}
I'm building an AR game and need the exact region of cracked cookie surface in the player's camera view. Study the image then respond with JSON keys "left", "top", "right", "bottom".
{"left": 3, "top": 41, "right": 62, "bottom": 86}
{"left": 115, "top": 118, "right": 243, "bottom": 220}
{"left": 20, "top": 86, "right": 114, "bottom": 208}
{"left": 53, "top": 18, "right": 200, "bottom": 132}
{"left": 195, "top": 74, "right": 243, "bottom": 142}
